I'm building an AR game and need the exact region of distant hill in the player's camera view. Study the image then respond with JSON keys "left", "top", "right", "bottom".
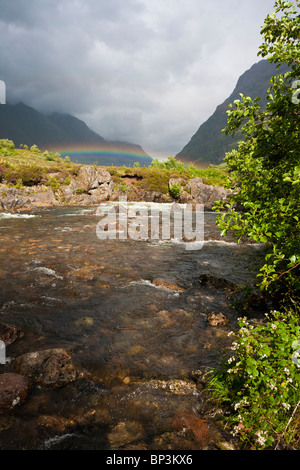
{"left": 176, "top": 60, "right": 290, "bottom": 166}
{"left": 0, "top": 102, "right": 152, "bottom": 167}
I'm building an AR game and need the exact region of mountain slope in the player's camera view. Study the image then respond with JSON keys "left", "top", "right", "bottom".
{"left": 176, "top": 60, "right": 289, "bottom": 166}
{"left": 0, "top": 102, "right": 152, "bottom": 166}
{"left": 0, "top": 102, "right": 70, "bottom": 147}
{"left": 47, "top": 112, "right": 106, "bottom": 144}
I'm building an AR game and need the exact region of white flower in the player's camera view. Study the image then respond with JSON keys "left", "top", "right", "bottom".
{"left": 268, "top": 382, "right": 277, "bottom": 391}
{"left": 282, "top": 403, "right": 291, "bottom": 411}
{"left": 255, "top": 430, "right": 268, "bottom": 446}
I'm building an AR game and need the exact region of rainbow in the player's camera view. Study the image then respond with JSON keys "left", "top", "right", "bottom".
{"left": 49, "top": 144, "right": 153, "bottom": 167}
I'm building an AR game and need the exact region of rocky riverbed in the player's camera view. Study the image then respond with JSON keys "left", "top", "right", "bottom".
{"left": 0, "top": 199, "right": 266, "bottom": 450}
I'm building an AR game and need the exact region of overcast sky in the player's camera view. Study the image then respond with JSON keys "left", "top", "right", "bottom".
{"left": 0, "top": 0, "right": 276, "bottom": 157}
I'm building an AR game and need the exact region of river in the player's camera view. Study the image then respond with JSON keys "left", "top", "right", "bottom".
{"left": 0, "top": 203, "right": 266, "bottom": 450}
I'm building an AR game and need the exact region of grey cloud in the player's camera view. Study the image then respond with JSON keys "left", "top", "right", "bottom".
{"left": 0, "top": 0, "right": 277, "bottom": 157}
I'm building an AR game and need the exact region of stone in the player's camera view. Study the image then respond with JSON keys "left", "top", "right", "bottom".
{"left": 77, "top": 166, "right": 99, "bottom": 191}
{"left": 152, "top": 278, "right": 185, "bottom": 291}
{"left": 199, "top": 274, "right": 236, "bottom": 290}
{"left": 206, "top": 312, "right": 229, "bottom": 327}
{"left": 13, "top": 348, "right": 78, "bottom": 388}
{"left": 186, "top": 178, "right": 231, "bottom": 210}
{"left": 0, "top": 322, "right": 23, "bottom": 345}
{"left": 97, "top": 168, "right": 111, "bottom": 185}
{"left": 0, "top": 373, "right": 32, "bottom": 412}
{"left": 168, "top": 177, "right": 185, "bottom": 190}
{"left": 38, "top": 408, "right": 109, "bottom": 434}
{"left": 108, "top": 421, "right": 144, "bottom": 448}
{"left": 75, "top": 317, "right": 94, "bottom": 328}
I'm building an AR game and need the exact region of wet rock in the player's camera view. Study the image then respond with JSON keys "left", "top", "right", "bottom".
{"left": 153, "top": 428, "right": 199, "bottom": 450}
{"left": 0, "top": 373, "right": 32, "bottom": 412}
{"left": 75, "top": 317, "right": 94, "bottom": 328}
{"left": 206, "top": 312, "right": 229, "bottom": 327}
{"left": 0, "top": 322, "right": 24, "bottom": 345}
{"left": 152, "top": 278, "right": 185, "bottom": 292}
{"left": 0, "top": 414, "right": 18, "bottom": 431}
{"left": 0, "top": 185, "right": 57, "bottom": 212}
{"left": 130, "top": 379, "right": 199, "bottom": 397}
{"left": 199, "top": 274, "right": 236, "bottom": 290}
{"left": 38, "top": 408, "right": 110, "bottom": 434}
{"left": 215, "top": 439, "right": 237, "bottom": 450}
{"left": 13, "top": 348, "right": 78, "bottom": 388}
{"left": 171, "top": 409, "right": 210, "bottom": 446}
{"left": 108, "top": 420, "right": 144, "bottom": 448}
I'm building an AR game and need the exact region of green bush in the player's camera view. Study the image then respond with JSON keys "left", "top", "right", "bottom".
{"left": 169, "top": 182, "right": 182, "bottom": 199}
{"left": 0, "top": 139, "right": 17, "bottom": 157}
{"left": 113, "top": 181, "right": 128, "bottom": 193}
{"left": 207, "top": 309, "right": 300, "bottom": 449}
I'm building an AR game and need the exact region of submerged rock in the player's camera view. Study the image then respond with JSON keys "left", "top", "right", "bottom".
{"left": 38, "top": 408, "right": 110, "bottom": 434}
{"left": 0, "top": 373, "right": 32, "bottom": 412}
{"left": 206, "top": 312, "right": 229, "bottom": 327}
{"left": 13, "top": 348, "right": 78, "bottom": 388}
{"left": 108, "top": 420, "right": 144, "bottom": 448}
{"left": 199, "top": 274, "right": 236, "bottom": 290}
{"left": 152, "top": 278, "right": 185, "bottom": 292}
{"left": 0, "top": 322, "right": 24, "bottom": 345}
{"left": 75, "top": 316, "right": 94, "bottom": 328}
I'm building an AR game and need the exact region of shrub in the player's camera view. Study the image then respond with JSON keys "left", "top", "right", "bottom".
{"left": 30, "top": 144, "right": 41, "bottom": 153}
{"left": 113, "top": 181, "right": 128, "bottom": 193}
{"left": 207, "top": 309, "right": 300, "bottom": 449}
{"left": 19, "top": 165, "right": 44, "bottom": 186}
{"left": 169, "top": 182, "right": 182, "bottom": 199}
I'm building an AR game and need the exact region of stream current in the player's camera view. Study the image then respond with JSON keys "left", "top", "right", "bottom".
{"left": 0, "top": 203, "right": 266, "bottom": 450}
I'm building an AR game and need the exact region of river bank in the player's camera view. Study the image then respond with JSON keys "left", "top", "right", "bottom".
{"left": 0, "top": 163, "right": 232, "bottom": 213}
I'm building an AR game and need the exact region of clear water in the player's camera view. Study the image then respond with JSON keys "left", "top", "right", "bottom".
{"left": 0, "top": 204, "right": 265, "bottom": 450}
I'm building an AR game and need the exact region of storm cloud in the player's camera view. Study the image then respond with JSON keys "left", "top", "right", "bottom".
{"left": 0, "top": 0, "right": 276, "bottom": 157}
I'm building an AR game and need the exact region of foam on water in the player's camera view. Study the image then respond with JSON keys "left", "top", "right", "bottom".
{"left": 0, "top": 212, "right": 37, "bottom": 219}
{"left": 43, "top": 433, "right": 75, "bottom": 449}
{"left": 31, "top": 266, "right": 63, "bottom": 280}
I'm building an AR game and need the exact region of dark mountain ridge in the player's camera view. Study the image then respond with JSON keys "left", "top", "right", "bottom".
{"left": 0, "top": 102, "right": 152, "bottom": 166}
{"left": 176, "top": 60, "right": 289, "bottom": 166}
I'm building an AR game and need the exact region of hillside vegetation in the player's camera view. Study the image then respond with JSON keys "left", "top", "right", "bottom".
{"left": 0, "top": 139, "right": 229, "bottom": 194}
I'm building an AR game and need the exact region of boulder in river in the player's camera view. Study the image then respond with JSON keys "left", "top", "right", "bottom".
{"left": 206, "top": 312, "right": 229, "bottom": 327}
{"left": 13, "top": 348, "right": 78, "bottom": 388}
{"left": 0, "top": 373, "right": 32, "bottom": 412}
{"left": 152, "top": 278, "right": 185, "bottom": 292}
{"left": 108, "top": 420, "right": 144, "bottom": 448}
{"left": 199, "top": 274, "right": 236, "bottom": 290}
